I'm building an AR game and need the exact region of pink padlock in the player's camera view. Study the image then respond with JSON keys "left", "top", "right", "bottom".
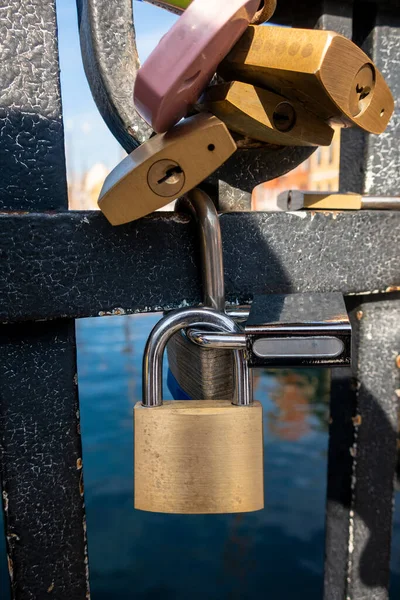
{"left": 134, "top": 0, "right": 260, "bottom": 133}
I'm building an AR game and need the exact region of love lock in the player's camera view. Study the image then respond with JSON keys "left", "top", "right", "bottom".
{"left": 134, "top": 307, "right": 263, "bottom": 514}
{"left": 218, "top": 25, "right": 393, "bottom": 134}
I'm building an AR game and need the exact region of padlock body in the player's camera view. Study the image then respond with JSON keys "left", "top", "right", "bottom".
{"left": 167, "top": 331, "right": 234, "bottom": 400}
{"left": 134, "top": 400, "right": 264, "bottom": 514}
{"left": 218, "top": 26, "right": 393, "bottom": 134}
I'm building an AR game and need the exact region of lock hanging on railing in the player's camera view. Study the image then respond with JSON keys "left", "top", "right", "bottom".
{"left": 134, "top": 306, "right": 264, "bottom": 514}
{"left": 167, "top": 188, "right": 236, "bottom": 400}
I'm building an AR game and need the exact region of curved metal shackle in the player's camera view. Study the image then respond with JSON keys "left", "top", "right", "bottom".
{"left": 143, "top": 307, "right": 252, "bottom": 407}
{"left": 176, "top": 189, "right": 224, "bottom": 311}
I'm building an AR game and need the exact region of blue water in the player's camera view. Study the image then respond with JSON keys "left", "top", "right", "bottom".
{"left": 1, "top": 314, "right": 399, "bottom": 598}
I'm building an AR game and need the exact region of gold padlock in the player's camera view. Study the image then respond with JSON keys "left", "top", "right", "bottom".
{"left": 199, "top": 81, "right": 335, "bottom": 146}
{"left": 134, "top": 307, "right": 264, "bottom": 514}
{"left": 218, "top": 26, "right": 394, "bottom": 134}
{"left": 98, "top": 113, "right": 236, "bottom": 225}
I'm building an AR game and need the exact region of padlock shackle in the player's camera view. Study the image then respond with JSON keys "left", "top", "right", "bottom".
{"left": 176, "top": 189, "right": 225, "bottom": 312}
{"left": 143, "top": 307, "right": 252, "bottom": 407}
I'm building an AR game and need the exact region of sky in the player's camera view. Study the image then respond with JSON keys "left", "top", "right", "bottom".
{"left": 56, "top": 1, "right": 178, "bottom": 177}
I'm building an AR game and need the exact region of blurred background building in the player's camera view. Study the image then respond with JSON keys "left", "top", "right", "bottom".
{"left": 252, "top": 129, "right": 341, "bottom": 210}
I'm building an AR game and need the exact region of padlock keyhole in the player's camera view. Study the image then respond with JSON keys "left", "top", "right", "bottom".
{"left": 157, "top": 166, "right": 183, "bottom": 186}
{"left": 349, "top": 63, "right": 376, "bottom": 117}
{"left": 356, "top": 83, "right": 371, "bottom": 102}
{"left": 272, "top": 102, "right": 296, "bottom": 133}
{"left": 147, "top": 159, "right": 186, "bottom": 198}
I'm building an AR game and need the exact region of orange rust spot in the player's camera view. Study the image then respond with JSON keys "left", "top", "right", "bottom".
{"left": 79, "top": 472, "right": 84, "bottom": 497}
{"left": 396, "top": 355, "right": 400, "bottom": 369}
{"left": 7, "top": 555, "right": 13, "bottom": 579}
{"left": 386, "top": 286, "right": 400, "bottom": 293}
{"left": 352, "top": 414, "right": 362, "bottom": 426}
{"left": 356, "top": 310, "right": 363, "bottom": 321}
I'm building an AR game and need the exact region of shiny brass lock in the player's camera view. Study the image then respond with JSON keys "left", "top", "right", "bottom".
{"left": 98, "top": 113, "right": 236, "bottom": 225}
{"left": 134, "top": 306, "right": 264, "bottom": 514}
{"left": 218, "top": 26, "right": 394, "bottom": 134}
{"left": 199, "top": 81, "right": 335, "bottom": 146}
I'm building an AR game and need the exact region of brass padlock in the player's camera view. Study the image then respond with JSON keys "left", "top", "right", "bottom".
{"left": 218, "top": 26, "right": 394, "bottom": 134}
{"left": 167, "top": 188, "right": 235, "bottom": 401}
{"left": 134, "top": 306, "right": 264, "bottom": 514}
{"left": 98, "top": 113, "right": 236, "bottom": 225}
{"left": 199, "top": 81, "right": 335, "bottom": 146}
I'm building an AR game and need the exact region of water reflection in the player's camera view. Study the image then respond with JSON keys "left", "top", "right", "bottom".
{"left": 77, "top": 314, "right": 330, "bottom": 599}
{"left": 256, "top": 370, "right": 330, "bottom": 442}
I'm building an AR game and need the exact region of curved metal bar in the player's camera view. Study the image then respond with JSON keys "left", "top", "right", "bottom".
{"left": 176, "top": 189, "right": 225, "bottom": 311}
{"left": 186, "top": 329, "right": 247, "bottom": 349}
{"left": 76, "top": 0, "right": 152, "bottom": 152}
{"left": 143, "top": 307, "right": 252, "bottom": 406}
{"left": 76, "top": 0, "right": 315, "bottom": 189}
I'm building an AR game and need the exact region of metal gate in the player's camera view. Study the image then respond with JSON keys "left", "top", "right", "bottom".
{"left": 0, "top": 0, "right": 399, "bottom": 598}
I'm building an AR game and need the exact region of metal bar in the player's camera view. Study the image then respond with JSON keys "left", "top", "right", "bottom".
{"left": 76, "top": 0, "right": 151, "bottom": 151}
{"left": 324, "top": 4, "right": 400, "bottom": 599}
{"left": 291, "top": 0, "right": 353, "bottom": 36}
{"left": 0, "top": 210, "right": 399, "bottom": 323}
{"left": 0, "top": 6, "right": 69, "bottom": 212}
{"left": 325, "top": 295, "right": 400, "bottom": 600}
{"left": 0, "top": 1, "right": 89, "bottom": 598}
{"left": 362, "top": 197, "right": 400, "bottom": 209}
{"left": 276, "top": 191, "right": 400, "bottom": 211}
{"left": 186, "top": 330, "right": 247, "bottom": 349}
{"left": 0, "top": 321, "right": 89, "bottom": 599}
{"left": 187, "top": 330, "right": 346, "bottom": 354}
{"left": 176, "top": 190, "right": 225, "bottom": 311}
{"left": 347, "top": 296, "right": 399, "bottom": 599}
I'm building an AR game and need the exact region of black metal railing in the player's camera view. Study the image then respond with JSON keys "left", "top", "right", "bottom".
{"left": 0, "top": 1, "right": 399, "bottom": 598}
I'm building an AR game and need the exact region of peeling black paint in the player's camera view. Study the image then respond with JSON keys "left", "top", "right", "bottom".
{"left": 0, "top": 210, "right": 399, "bottom": 323}
{"left": 0, "top": 1, "right": 89, "bottom": 598}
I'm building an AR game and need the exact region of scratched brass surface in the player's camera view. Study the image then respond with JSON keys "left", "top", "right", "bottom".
{"left": 219, "top": 26, "right": 393, "bottom": 134}
{"left": 134, "top": 400, "right": 264, "bottom": 514}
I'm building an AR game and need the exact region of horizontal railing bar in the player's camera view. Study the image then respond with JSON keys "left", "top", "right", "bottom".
{"left": 0, "top": 210, "right": 399, "bottom": 323}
